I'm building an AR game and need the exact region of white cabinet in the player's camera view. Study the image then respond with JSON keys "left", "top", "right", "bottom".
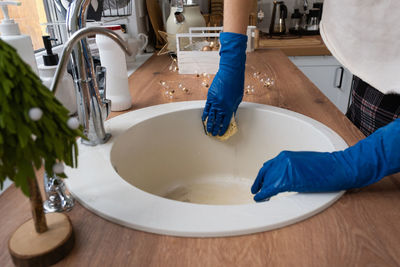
{"left": 289, "top": 56, "right": 353, "bottom": 114}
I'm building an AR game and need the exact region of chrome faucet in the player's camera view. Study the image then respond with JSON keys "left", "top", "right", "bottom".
{"left": 44, "top": 0, "right": 131, "bottom": 212}
{"left": 52, "top": 0, "right": 131, "bottom": 146}
{"left": 51, "top": 26, "right": 131, "bottom": 145}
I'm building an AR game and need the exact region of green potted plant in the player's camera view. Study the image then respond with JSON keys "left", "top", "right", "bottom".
{"left": 0, "top": 39, "right": 83, "bottom": 266}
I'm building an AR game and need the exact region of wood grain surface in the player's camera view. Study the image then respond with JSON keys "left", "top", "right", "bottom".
{"left": 1, "top": 50, "right": 400, "bottom": 267}
{"left": 258, "top": 35, "right": 331, "bottom": 56}
{"left": 8, "top": 213, "right": 74, "bottom": 267}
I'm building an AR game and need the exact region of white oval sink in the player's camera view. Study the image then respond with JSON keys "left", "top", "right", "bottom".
{"left": 65, "top": 101, "right": 347, "bottom": 237}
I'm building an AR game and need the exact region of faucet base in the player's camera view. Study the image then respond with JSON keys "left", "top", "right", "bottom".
{"left": 81, "top": 133, "right": 112, "bottom": 146}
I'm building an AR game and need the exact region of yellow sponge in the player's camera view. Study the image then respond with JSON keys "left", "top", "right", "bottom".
{"left": 203, "top": 116, "right": 238, "bottom": 141}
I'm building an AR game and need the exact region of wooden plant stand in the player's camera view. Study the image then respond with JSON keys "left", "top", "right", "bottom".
{"left": 8, "top": 213, "right": 74, "bottom": 266}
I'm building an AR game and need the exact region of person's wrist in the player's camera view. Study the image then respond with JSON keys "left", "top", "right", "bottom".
{"left": 219, "top": 32, "right": 247, "bottom": 69}
{"left": 219, "top": 32, "right": 247, "bottom": 54}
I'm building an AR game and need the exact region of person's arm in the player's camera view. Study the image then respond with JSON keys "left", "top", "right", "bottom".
{"left": 223, "top": 0, "right": 251, "bottom": 34}
{"left": 251, "top": 118, "right": 400, "bottom": 201}
{"left": 201, "top": 1, "right": 251, "bottom": 136}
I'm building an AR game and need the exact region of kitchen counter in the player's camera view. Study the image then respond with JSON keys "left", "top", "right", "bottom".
{"left": 258, "top": 35, "right": 331, "bottom": 56}
{"left": 1, "top": 50, "right": 400, "bottom": 266}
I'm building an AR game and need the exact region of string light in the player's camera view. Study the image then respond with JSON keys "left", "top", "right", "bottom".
{"left": 159, "top": 80, "right": 192, "bottom": 99}
{"left": 168, "top": 56, "right": 178, "bottom": 72}
{"left": 263, "top": 78, "right": 275, "bottom": 88}
{"left": 161, "top": 59, "right": 275, "bottom": 100}
{"left": 245, "top": 85, "right": 255, "bottom": 95}
{"left": 201, "top": 81, "right": 209, "bottom": 88}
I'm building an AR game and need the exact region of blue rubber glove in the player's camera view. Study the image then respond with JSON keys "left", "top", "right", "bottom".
{"left": 251, "top": 118, "right": 400, "bottom": 201}
{"left": 202, "top": 32, "right": 248, "bottom": 136}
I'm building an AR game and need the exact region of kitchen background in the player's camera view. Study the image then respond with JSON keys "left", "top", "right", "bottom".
{"left": 0, "top": 0, "right": 325, "bottom": 50}
{"left": 256, "top": 0, "right": 324, "bottom": 33}
{"left": 0, "top": 0, "right": 352, "bottom": 196}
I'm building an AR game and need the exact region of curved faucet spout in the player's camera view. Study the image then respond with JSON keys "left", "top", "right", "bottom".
{"left": 51, "top": 27, "right": 132, "bottom": 94}
{"left": 49, "top": 0, "right": 133, "bottom": 147}
{"left": 42, "top": 0, "right": 133, "bottom": 214}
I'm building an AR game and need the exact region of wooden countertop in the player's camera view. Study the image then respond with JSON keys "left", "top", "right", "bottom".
{"left": 258, "top": 35, "right": 331, "bottom": 56}
{"left": 1, "top": 50, "right": 400, "bottom": 266}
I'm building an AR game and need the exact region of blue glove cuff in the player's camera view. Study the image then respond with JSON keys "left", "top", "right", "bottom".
{"left": 219, "top": 32, "right": 248, "bottom": 72}
{"left": 342, "top": 118, "right": 400, "bottom": 187}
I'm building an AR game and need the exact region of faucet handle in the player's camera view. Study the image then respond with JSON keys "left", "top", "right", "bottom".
{"left": 96, "top": 65, "right": 107, "bottom": 99}
{"left": 102, "top": 98, "right": 111, "bottom": 119}
{"left": 96, "top": 65, "right": 112, "bottom": 119}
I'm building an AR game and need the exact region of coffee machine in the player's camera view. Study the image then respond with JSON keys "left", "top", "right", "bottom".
{"left": 269, "top": 1, "right": 288, "bottom": 35}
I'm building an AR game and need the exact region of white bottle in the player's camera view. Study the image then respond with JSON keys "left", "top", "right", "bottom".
{"left": 38, "top": 36, "right": 77, "bottom": 114}
{"left": 96, "top": 25, "right": 132, "bottom": 111}
{"left": 39, "top": 66, "right": 77, "bottom": 114}
{"left": 0, "top": 1, "right": 39, "bottom": 75}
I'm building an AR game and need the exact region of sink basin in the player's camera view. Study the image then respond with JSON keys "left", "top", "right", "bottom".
{"left": 65, "top": 101, "right": 347, "bottom": 237}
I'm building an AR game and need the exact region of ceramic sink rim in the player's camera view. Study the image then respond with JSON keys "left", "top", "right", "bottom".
{"left": 65, "top": 101, "right": 347, "bottom": 237}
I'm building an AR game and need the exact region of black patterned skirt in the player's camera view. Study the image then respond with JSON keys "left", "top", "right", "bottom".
{"left": 346, "top": 76, "right": 400, "bottom": 136}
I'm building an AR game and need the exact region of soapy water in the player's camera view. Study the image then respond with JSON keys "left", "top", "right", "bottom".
{"left": 161, "top": 177, "right": 296, "bottom": 205}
